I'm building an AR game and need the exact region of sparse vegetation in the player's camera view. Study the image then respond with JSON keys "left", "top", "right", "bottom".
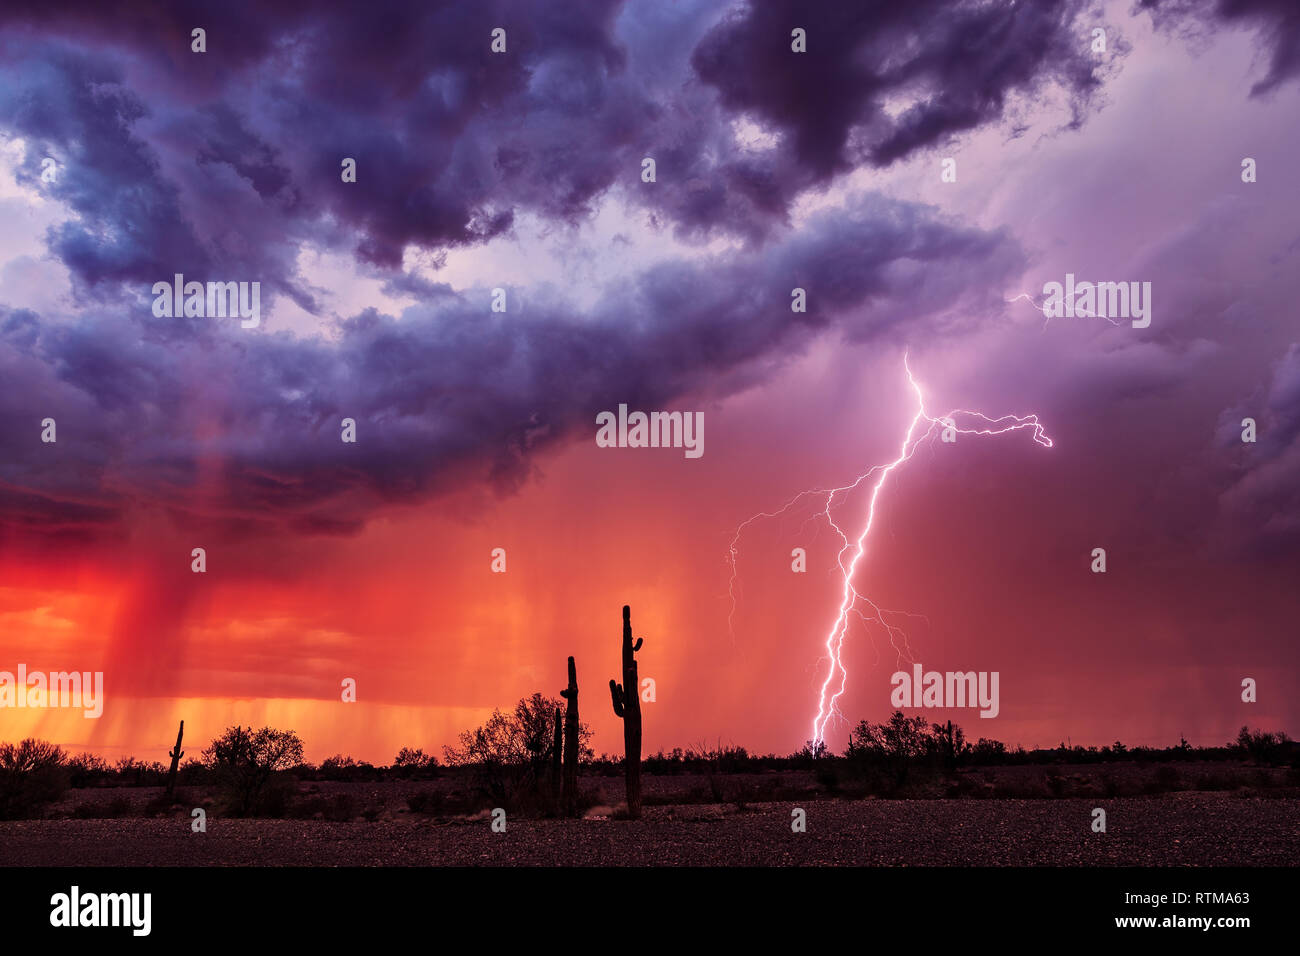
{"left": 1, "top": 721, "right": 1293, "bottom": 822}
{"left": 0, "top": 739, "right": 69, "bottom": 819}
{"left": 441, "top": 692, "right": 593, "bottom": 811}
{"left": 202, "top": 725, "right": 304, "bottom": 817}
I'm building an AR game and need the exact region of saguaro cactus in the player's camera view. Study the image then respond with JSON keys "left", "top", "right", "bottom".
{"left": 560, "top": 655, "right": 579, "bottom": 815}
{"left": 166, "top": 720, "right": 184, "bottom": 798}
{"left": 608, "top": 605, "right": 644, "bottom": 819}
{"left": 551, "top": 706, "right": 563, "bottom": 786}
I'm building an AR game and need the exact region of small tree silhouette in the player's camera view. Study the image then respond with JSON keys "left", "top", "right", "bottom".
{"left": 931, "top": 720, "right": 968, "bottom": 772}
{"left": 851, "top": 712, "right": 930, "bottom": 787}
{"left": 444, "top": 694, "right": 592, "bottom": 808}
{"left": 1236, "top": 726, "right": 1291, "bottom": 765}
{"left": 202, "top": 726, "right": 303, "bottom": 816}
{"left": 392, "top": 747, "right": 439, "bottom": 778}
{"left": 0, "top": 739, "right": 68, "bottom": 819}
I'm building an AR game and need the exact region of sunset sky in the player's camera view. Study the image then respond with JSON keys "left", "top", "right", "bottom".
{"left": 1, "top": 0, "right": 1297, "bottom": 764}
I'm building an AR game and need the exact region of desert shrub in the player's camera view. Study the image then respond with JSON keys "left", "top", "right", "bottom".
{"left": 392, "top": 747, "right": 441, "bottom": 779}
{"left": 170, "top": 758, "right": 208, "bottom": 786}
{"left": 930, "top": 721, "right": 969, "bottom": 772}
{"left": 114, "top": 757, "right": 165, "bottom": 786}
{"left": 790, "top": 740, "right": 830, "bottom": 769}
{"left": 443, "top": 693, "right": 592, "bottom": 813}
{"left": 643, "top": 748, "right": 687, "bottom": 774}
{"left": 202, "top": 725, "right": 304, "bottom": 816}
{"left": 1235, "top": 727, "right": 1292, "bottom": 766}
{"left": 970, "top": 738, "right": 1008, "bottom": 764}
{"left": 0, "top": 739, "right": 69, "bottom": 819}
{"left": 66, "top": 752, "right": 112, "bottom": 788}
{"left": 317, "top": 755, "right": 383, "bottom": 782}
{"left": 849, "top": 712, "right": 932, "bottom": 789}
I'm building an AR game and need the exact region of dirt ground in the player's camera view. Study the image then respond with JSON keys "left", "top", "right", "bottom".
{"left": 3, "top": 790, "right": 1296, "bottom": 866}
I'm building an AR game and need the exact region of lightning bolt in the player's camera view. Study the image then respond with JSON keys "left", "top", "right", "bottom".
{"left": 1005, "top": 292, "right": 1121, "bottom": 329}
{"left": 726, "top": 353, "right": 1053, "bottom": 749}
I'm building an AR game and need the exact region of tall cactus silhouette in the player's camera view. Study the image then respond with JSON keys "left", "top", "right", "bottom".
{"left": 165, "top": 720, "right": 184, "bottom": 798}
{"left": 551, "top": 706, "right": 562, "bottom": 790}
{"left": 560, "top": 655, "right": 579, "bottom": 815}
{"left": 608, "top": 605, "right": 643, "bottom": 819}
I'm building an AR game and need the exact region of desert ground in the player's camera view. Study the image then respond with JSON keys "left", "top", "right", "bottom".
{"left": 4, "top": 765, "right": 1297, "bottom": 866}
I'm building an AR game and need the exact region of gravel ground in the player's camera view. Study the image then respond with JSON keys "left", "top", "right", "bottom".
{"left": 3, "top": 793, "right": 1296, "bottom": 866}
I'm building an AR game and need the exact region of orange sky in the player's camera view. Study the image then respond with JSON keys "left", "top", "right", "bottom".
{"left": 2, "top": 343, "right": 1292, "bottom": 763}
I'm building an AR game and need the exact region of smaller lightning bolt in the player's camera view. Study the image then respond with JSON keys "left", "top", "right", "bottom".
{"left": 727, "top": 353, "right": 1053, "bottom": 749}
{"left": 1006, "top": 292, "right": 1120, "bottom": 330}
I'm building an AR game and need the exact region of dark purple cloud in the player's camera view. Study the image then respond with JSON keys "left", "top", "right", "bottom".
{"left": 1138, "top": 0, "right": 1300, "bottom": 94}
{"left": 693, "top": 0, "right": 1114, "bottom": 174}
{"left": 0, "top": 194, "right": 1021, "bottom": 537}
{"left": 0, "top": 0, "right": 1119, "bottom": 297}
{"left": 1215, "top": 343, "right": 1300, "bottom": 554}
{"left": 0, "top": 0, "right": 1287, "bottom": 544}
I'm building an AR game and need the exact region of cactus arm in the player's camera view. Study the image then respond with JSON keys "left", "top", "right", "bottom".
{"left": 609, "top": 679, "right": 625, "bottom": 717}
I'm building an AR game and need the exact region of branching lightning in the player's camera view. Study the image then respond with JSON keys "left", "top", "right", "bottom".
{"left": 727, "top": 353, "right": 1053, "bottom": 749}
{"left": 1006, "top": 292, "right": 1119, "bottom": 329}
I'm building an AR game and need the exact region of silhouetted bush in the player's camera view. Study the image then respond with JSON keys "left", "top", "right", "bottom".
{"left": 66, "top": 752, "right": 112, "bottom": 788}
{"left": 392, "top": 747, "right": 440, "bottom": 779}
{"left": 1236, "top": 727, "right": 1292, "bottom": 766}
{"left": 442, "top": 693, "right": 592, "bottom": 813}
{"left": 0, "top": 739, "right": 69, "bottom": 819}
{"left": 317, "top": 755, "right": 382, "bottom": 782}
{"left": 202, "top": 725, "right": 304, "bottom": 816}
{"left": 849, "top": 712, "right": 932, "bottom": 788}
